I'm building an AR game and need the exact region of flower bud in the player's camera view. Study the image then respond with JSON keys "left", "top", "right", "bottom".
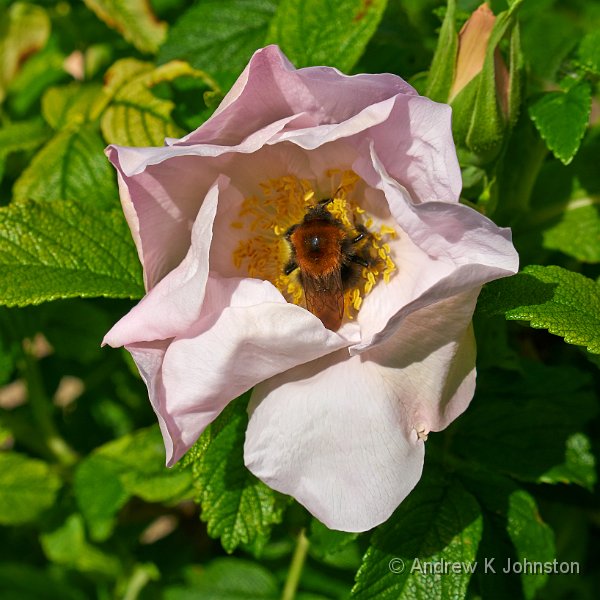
{"left": 426, "top": 1, "right": 522, "bottom": 162}
{"left": 449, "top": 4, "right": 505, "bottom": 106}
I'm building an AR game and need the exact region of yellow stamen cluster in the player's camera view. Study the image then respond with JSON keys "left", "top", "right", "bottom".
{"left": 232, "top": 171, "right": 397, "bottom": 322}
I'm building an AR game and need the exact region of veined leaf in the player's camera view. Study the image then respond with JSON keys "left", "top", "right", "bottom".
{"left": 164, "top": 558, "right": 280, "bottom": 600}
{"left": 542, "top": 199, "right": 600, "bottom": 263}
{"left": 0, "top": 118, "right": 52, "bottom": 184}
{"left": 0, "top": 199, "right": 144, "bottom": 307}
{"left": 13, "top": 125, "right": 118, "bottom": 208}
{"left": 478, "top": 265, "right": 600, "bottom": 353}
{"left": 577, "top": 30, "right": 600, "bottom": 76}
{"left": 42, "top": 83, "right": 107, "bottom": 129}
{"left": 185, "top": 394, "right": 288, "bottom": 554}
{"left": 267, "top": 0, "right": 387, "bottom": 72}
{"left": 83, "top": 0, "right": 167, "bottom": 54}
{"left": 529, "top": 82, "right": 592, "bottom": 165}
{"left": 352, "top": 472, "right": 482, "bottom": 599}
{"left": 101, "top": 58, "right": 217, "bottom": 146}
{"left": 158, "top": 0, "right": 279, "bottom": 89}
{"left": 453, "top": 362, "right": 597, "bottom": 488}
{"left": 459, "top": 470, "right": 556, "bottom": 600}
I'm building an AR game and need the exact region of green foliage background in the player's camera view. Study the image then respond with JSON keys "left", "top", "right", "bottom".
{"left": 0, "top": 0, "right": 599, "bottom": 598}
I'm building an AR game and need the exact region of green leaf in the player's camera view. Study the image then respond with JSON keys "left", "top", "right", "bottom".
{"left": 478, "top": 265, "right": 600, "bottom": 353}
{"left": 307, "top": 519, "right": 361, "bottom": 570}
{"left": 459, "top": 470, "right": 555, "bottom": 600}
{"left": 0, "top": 562, "right": 87, "bottom": 600}
{"left": 520, "top": 12, "right": 578, "bottom": 81}
{"left": 0, "top": 452, "right": 61, "bottom": 525}
{"left": 577, "top": 31, "right": 600, "bottom": 75}
{"left": 40, "top": 514, "right": 121, "bottom": 577}
{"left": 41, "top": 83, "right": 106, "bottom": 130}
{"left": 164, "top": 558, "right": 279, "bottom": 600}
{"left": 158, "top": 0, "right": 279, "bottom": 89}
{"left": 0, "top": 2, "right": 50, "bottom": 103}
{"left": 541, "top": 200, "right": 600, "bottom": 263}
{"left": 267, "top": 0, "right": 388, "bottom": 72}
{"left": 452, "top": 362, "right": 597, "bottom": 487}
{"left": 308, "top": 518, "right": 359, "bottom": 560}
{"left": 83, "top": 0, "right": 167, "bottom": 54}
{"left": 41, "top": 300, "right": 111, "bottom": 364}
{"left": 13, "top": 125, "right": 118, "bottom": 208}
{"left": 540, "top": 432, "right": 596, "bottom": 491}
{"left": 506, "top": 491, "right": 555, "bottom": 599}
{"left": 73, "top": 456, "right": 129, "bottom": 542}
{"left": 0, "top": 118, "right": 52, "bottom": 157}
{"left": 529, "top": 82, "right": 592, "bottom": 165}
{"left": 0, "top": 118, "right": 52, "bottom": 184}
{"left": 0, "top": 200, "right": 144, "bottom": 307}
{"left": 75, "top": 425, "right": 193, "bottom": 541}
{"left": 424, "top": 0, "right": 457, "bottom": 102}
{"left": 4, "top": 37, "right": 68, "bottom": 118}
{"left": 186, "top": 394, "right": 288, "bottom": 554}
{"left": 351, "top": 472, "right": 482, "bottom": 599}
{"left": 107, "top": 426, "right": 193, "bottom": 503}
{"left": 101, "top": 58, "right": 217, "bottom": 146}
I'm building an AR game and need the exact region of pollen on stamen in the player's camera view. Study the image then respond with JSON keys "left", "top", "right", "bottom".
{"left": 231, "top": 171, "right": 399, "bottom": 324}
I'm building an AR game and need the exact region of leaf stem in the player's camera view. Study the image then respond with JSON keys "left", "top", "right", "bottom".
{"left": 121, "top": 564, "right": 157, "bottom": 600}
{"left": 495, "top": 116, "right": 548, "bottom": 224}
{"left": 281, "top": 528, "right": 310, "bottom": 600}
{"left": 21, "top": 341, "right": 78, "bottom": 466}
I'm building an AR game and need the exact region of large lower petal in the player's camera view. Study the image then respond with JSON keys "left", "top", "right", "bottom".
{"left": 244, "top": 350, "right": 425, "bottom": 533}
{"left": 244, "top": 291, "right": 478, "bottom": 532}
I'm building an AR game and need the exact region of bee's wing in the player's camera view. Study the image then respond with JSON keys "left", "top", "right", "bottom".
{"left": 302, "top": 270, "right": 344, "bottom": 331}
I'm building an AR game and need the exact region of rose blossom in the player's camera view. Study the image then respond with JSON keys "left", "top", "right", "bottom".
{"left": 103, "top": 45, "right": 518, "bottom": 532}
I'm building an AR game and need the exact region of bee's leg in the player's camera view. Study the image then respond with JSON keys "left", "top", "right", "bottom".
{"left": 351, "top": 224, "right": 369, "bottom": 244}
{"left": 284, "top": 224, "right": 298, "bottom": 240}
{"left": 350, "top": 255, "right": 370, "bottom": 268}
{"left": 284, "top": 260, "right": 298, "bottom": 275}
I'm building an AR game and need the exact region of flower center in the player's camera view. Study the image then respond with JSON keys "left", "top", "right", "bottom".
{"left": 232, "top": 170, "right": 397, "bottom": 329}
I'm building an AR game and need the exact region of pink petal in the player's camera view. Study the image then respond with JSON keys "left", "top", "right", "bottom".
{"left": 126, "top": 340, "right": 176, "bottom": 460}
{"left": 365, "top": 291, "right": 478, "bottom": 433}
{"left": 157, "top": 275, "right": 349, "bottom": 465}
{"left": 107, "top": 118, "right": 327, "bottom": 290}
{"left": 351, "top": 146, "right": 519, "bottom": 352}
{"left": 367, "top": 95, "right": 462, "bottom": 203}
{"left": 244, "top": 350, "right": 425, "bottom": 532}
{"left": 274, "top": 92, "right": 461, "bottom": 204}
{"left": 103, "top": 177, "right": 225, "bottom": 347}
{"left": 180, "top": 45, "right": 417, "bottom": 147}
{"left": 106, "top": 46, "right": 461, "bottom": 289}
{"left": 244, "top": 291, "right": 478, "bottom": 532}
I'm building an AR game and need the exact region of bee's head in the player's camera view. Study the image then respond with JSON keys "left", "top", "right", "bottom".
{"left": 303, "top": 198, "right": 336, "bottom": 223}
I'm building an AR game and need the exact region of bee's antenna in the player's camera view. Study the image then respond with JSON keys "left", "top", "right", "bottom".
{"left": 317, "top": 185, "right": 343, "bottom": 207}
{"left": 317, "top": 197, "right": 335, "bottom": 206}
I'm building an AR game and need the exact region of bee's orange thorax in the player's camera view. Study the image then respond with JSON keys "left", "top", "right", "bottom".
{"left": 290, "top": 220, "right": 345, "bottom": 277}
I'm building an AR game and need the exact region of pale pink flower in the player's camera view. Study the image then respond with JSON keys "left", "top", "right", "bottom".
{"left": 104, "top": 45, "right": 518, "bottom": 532}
